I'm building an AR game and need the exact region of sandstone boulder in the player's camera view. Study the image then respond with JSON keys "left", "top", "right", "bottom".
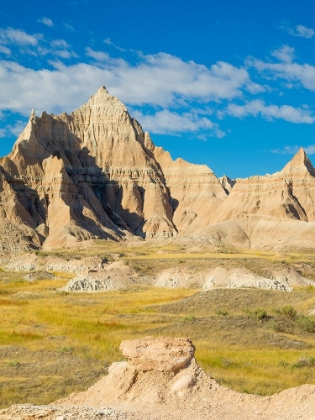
{"left": 119, "top": 337, "right": 195, "bottom": 372}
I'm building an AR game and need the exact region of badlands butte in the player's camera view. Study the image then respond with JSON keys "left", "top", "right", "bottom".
{"left": 1, "top": 87, "right": 315, "bottom": 419}
{"left": 0, "top": 85, "right": 315, "bottom": 252}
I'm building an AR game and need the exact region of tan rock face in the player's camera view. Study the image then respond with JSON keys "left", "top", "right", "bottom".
{"left": 152, "top": 146, "right": 227, "bottom": 233}
{"left": 62, "top": 87, "right": 176, "bottom": 238}
{"left": 218, "top": 175, "right": 236, "bottom": 194}
{"left": 119, "top": 337, "right": 195, "bottom": 372}
{"left": 0, "top": 87, "right": 178, "bottom": 249}
{"left": 0, "top": 86, "right": 315, "bottom": 251}
{"left": 211, "top": 148, "right": 315, "bottom": 224}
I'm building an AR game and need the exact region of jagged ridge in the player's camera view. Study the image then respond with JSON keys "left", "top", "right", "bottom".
{"left": 0, "top": 86, "right": 315, "bottom": 250}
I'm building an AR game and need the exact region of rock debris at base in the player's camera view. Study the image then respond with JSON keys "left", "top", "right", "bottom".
{"left": 0, "top": 405, "right": 129, "bottom": 419}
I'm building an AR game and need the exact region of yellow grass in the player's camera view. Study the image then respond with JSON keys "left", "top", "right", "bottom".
{"left": 0, "top": 244, "right": 315, "bottom": 406}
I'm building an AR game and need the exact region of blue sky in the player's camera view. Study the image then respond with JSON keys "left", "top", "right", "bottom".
{"left": 1, "top": 0, "right": 315, "bottom": 178}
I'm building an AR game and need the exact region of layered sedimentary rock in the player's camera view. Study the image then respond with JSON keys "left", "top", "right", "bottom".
{"left": 0, "top": 88, "right": 178, "bottom": 248}
{"left": 211, "top": 148, "right": 315, "bottom": 224}
{"left": 151, "top": 143, "right": 227, "bottom": 232}
{"left": 0, "top": 86, "right": 315, "bottom": 250}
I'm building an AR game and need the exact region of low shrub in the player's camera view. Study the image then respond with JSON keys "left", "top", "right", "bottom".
{"left": 216, "top": 310, "right": 229, "bottom": 316}
{"left": 292, "top": 356, "right": 315, "bottom": 369}
{"left": 296, "top": 315, "right": 315, "bottom": 333}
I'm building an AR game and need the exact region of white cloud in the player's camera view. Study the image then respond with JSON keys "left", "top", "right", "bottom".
{"left": 305, "top": 145, "right": 315, "bottom": 154}
{"left": 0, "top": 60, "right": 117, "bottom": 115}
{"left": 37, "top": 17, "right": 54, "bottom": 27}
{"left": 0, "top": 45, "right": 263, "bottom": 119}
{"left": 104, "top": 38, "right": 126, "bottom": 52}
{"left": 85, "top": 50, "right": 262, "bottom": 106}
{"left": 246, "top": 81, "right": 266, "bottom": 94}
{"left": 2, "top": 26, "right": 308, "bottom": 139}
{"left": 226, "top": 100, "right": 315, "bottom": 123}
{"left": 0, "top": 27, "right": 76, "bottom": 59}
{"left": 288, "top": 24, "right": 314, "bottom": 38}
{"left": 86, "top": 47, "right": 110, "bottom": 62}
{"left": 0, "top": 120, "right": 28, "bottom": 138}
{"left": 0, "top": 45, "right": 11, "bottom": 55}
{"left": 0, "top": 28, "right": 39, "bottom": 46}
{"left": 63, "top": 23, "right": 74, "bottom": 32}
{"left": 51, "top": 39, "right": 69, "bottom": 48}
{"left": 48, "top": 41, "right": 77, "bottom": 59}
{"left": 53, "top": 49, "right": 77, "bottom": 59}
{"left": 132, "top": 109, "right": 224, "bottom": 137}
{"left": 9, "top": 121, "right": 28, "bottom": 136}
{"left": 272, "top": 145, "right": 315, "bottom": 155}
{"left": 271, "top": 45, "right": 295, "bottom": 62}
{"left": 248, "top": 45, "right": 315, "bottom": 91}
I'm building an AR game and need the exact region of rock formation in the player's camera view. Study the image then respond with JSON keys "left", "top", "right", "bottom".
{"left": 1, "top": 86, "right": 315, "bottom": 250}
{"left": 218, "top": 175, "right": 236, "bottom": 194}
{"left": 212, "top": 148, "right": 315, "bottom": 224}
{"left": 154, "top": 265, "right": 315, "bottom": 291}
{"left": 63, "top": 261, "right": 138, "bottom": 292}
{"left": 1, "top": 337, "right": 315, "bottom": 419}
{"left": 119, "top": 336, "right": 195, "bottom": 372}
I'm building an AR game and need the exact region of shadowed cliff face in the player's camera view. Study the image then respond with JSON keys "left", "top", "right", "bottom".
{"left": 0, "top": 86, "right": 315, "bottom": 251}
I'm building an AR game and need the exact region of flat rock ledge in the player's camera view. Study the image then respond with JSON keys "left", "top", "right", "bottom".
{"left": 119, "top": 336, "right": 195, "bottom": 372}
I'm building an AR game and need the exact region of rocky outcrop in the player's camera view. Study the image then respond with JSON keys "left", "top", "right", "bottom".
{"left": 2, "top": 337, "right": 314, "bottom": 420}
{"left": 154, "top": 265, "right": 315, "bottom": 291}
{"left": 218, "top": 175, "right": 236, "bottom": 194}
{"left": 0, "top": 87, "right": 179, "bottom": 249}
{"left": 63, "top": 261, "right": 138, "bottom": 291}
{"left": 0, "top": 87, "right": 315, "bottom": 251}
{"left": 119, "top": 337, "right": 195, "bottom": 372}
{"left": 62, "top": 88, "right": 176, "bottom": 239}
{"left": 211, "top": 149, "right": 315, "bottom": 224}
{"left": 5, "top": 255, "right": 108, "bottom": 274}
{"left": 203, "top": 267, "right": 293, "bottom": 291}
{"left": 151, "top": 144, "right": 227, "bottom": 233}
{"left": 4, "top": 252, "right": 315, "bottom": 292}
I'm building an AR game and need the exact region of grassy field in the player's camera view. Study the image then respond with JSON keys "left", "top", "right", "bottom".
{"left": 1, "top": 246, "right": 315, "bottom": 407}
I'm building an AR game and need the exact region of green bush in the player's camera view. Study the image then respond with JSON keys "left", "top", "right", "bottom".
{"left": 271, "top": 320, "right": 294, "bottom": 334}
{"left": 182, "top": 314, "right": 196, "bottom": 322}
{"left": 296, "top": 315, "right": 315, "bottom": 333}
{"left": 216, "top": 310, "right": 229, "bottom": 316}
{"left": 292, "top": 356, "right": 315, "bottom": 369}
{"left": 254, "top": 309, "right": 269, "bottom": 322}
{"left": 280, "top": 306, "right": 297, "bottom": 320}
